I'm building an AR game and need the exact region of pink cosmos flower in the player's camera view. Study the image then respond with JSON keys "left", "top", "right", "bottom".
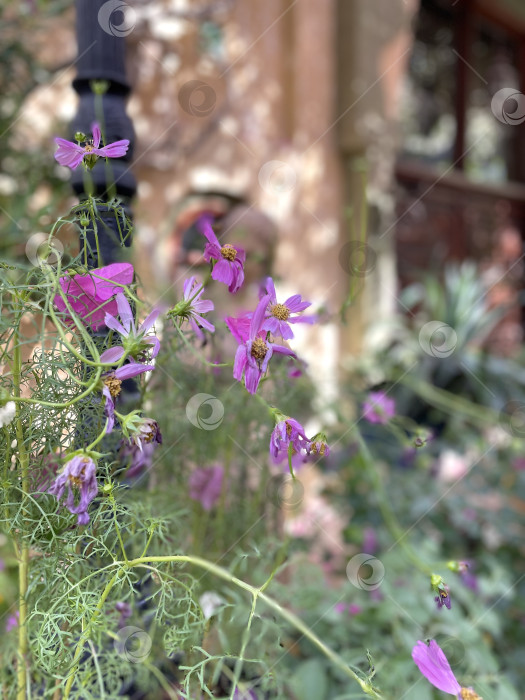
{"left": 260, "top": 277, "right": 315, "bottom": 340}
{"left": 101, "top": 362, "right": 155, "bottom": 433}
{"left": 232, "top": 295, "right": 295, "bottom": 394}
{"left": 174, "top": 276, "right": 215, "bottom": 339}
{"left": 47, "top": 454, "right": 98, "bottom": 525}
{"left": 362, "top": 391, "right": 396, "bottom": 424}
{"left": 99, "top": 293, "right": 160, "bottom": 363}
{"left": 54, "top": 122, "right": 129, "bottom": 170}
{"left": 198, "top": 217, "right": 245, "bottom": 293}
{"left": 412, "top": 640, "right": 482, "bottom": 699}
{"left": 188, "top": 466, "right": 224, "bottom": 510}
{"left": 54, "top": 263, "right": 134, "bottom": 331}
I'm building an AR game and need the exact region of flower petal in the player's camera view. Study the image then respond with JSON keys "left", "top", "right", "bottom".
{"left": 198, "top": 217, "right": 220, "bottom": 247}
{"left": 100, "top": 346, "right": 125, "bottom": 363}
{"left": 250, "top": 295, "right": 270, "bottom": 339}
{"left": 263, "top": 276, "right": 277, "bottom": 303}
{"left": 412, "top": 640, "right": 461, "bottom": 695}
{"left": 139, "top": 307, "right": 160, "bottom": 333}
{"left": 91, "top": 122, "right": 101, "bottom": 149}
{"left": 233, "top": 345, "right": 247, "bottom": 381}
{"left": 115, "top": 293, "right": 134, "bottom": 333}
{"left": 114, "top": 363, "right": 154, "bottom": 380}
{"left": 142, "top": 336, "right": 160, "bottom": 358}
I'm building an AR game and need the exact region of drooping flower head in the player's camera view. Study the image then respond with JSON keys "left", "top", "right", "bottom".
{"left": 54, "top": 262, "right": 134, "bottom": 331}
{"left": 188, "top": 465, "right": 224, "bottom": 510}
{"left": 100, "top": 293, "right": 160, "bottom": 363}
{"left": 120, "top": 413, "right": 163, "bottom": 451}
{"left": 54, "top": 122, "right": 129, "bottom": 171}
{"left": 168, "top": 276, "right": 215, "bottom": 339}
{"left": 362, "top": 390, "right": 396, "bottom": 424}
{"left": 270, "top": 415, "right": 310, "bottom": 467}
{"left": 231, "top": 295, "right": 295, "bottom": 395}
{"left": 431, "top": 573, "right": 452, "bottom": 610}
{"left": 260, "top": 277, "right": 316, "bottom": 340}
{"left": 47, "top": 454, "right": 98, "bottom": 525}
{"left": 308, "top": 432, "right": 330, "bottom": 458}
{"left": 101, "top": 362, "right": 155, "bottom": 433}
{"left": 412, "top": 640, "right": 482, "bottom": 699}
{"left": 198, "top": 217, "right": 246, "bottom": 293}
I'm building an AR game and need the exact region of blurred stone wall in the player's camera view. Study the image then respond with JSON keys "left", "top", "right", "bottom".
{"left": 12, "top": 0, "right": 418, "bottom": 405}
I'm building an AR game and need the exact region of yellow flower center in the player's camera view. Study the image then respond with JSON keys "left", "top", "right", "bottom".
{"left": 311, "top": 442, "right": 327, "bottom": 455}
{"left": 251, "top": 338, "right": 268, "bottom": 361}
{"left": 84, "top": 144, "right": 94, "bottom": 152}
{"left": 271, "top": 303, "right": 290, "bottom": 321}
{"left": 104, "top": 375, "right": 122, "bottom": 398}
{"left": 460, "top": 689, "right": 482, "bottom": 700}
{"left": 68, "top": 460, "right": 89, "bottom": 487}
{"left": 220, "top": 244, "right": 237, "bottom": 262}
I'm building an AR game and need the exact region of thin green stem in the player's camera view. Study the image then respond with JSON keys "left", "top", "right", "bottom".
{"left": 63, "top": 571, "right": 121, "bottom": 698}
{"left": 13, "top": 325, "right": 29, "bottom": 700}
{"left": 123, "top": 555, "right": 382, "bottom": 698}
{"left": 352, "top": 425, "right": 432, "bottom": 575}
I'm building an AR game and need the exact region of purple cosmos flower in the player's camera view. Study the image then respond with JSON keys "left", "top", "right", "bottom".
{"left": 6, "top": 610, "right": 19, "bottom": 632}
{"left": 188, "top": 465, "right": 224, "bottom": 510}
{"left": 232, "top": 295, "right": 295, "bottom": 395}
{"left": 54, "top": 122, "right": 129, "bottom": 170}
{"left": 412, "top": 640, "right": 482, "bottom": 699}
{"left": 102, "top": 362, "right": 155, "bottom": 433}
{"left": 270, "top": 418, "right": 310, "bottom": 465}
{"left": 362, "top": 391, "right": 396, "bottom": 424}
{"left": 169, "top": 276, "right": 215, "bottom": 339}
{"left": 435, "top": 586, "right": 452, "bottom": 610}
{"left": 99, "top": 293, "right": 160, "bottom": 363}
{"left": 47, "top": 454, "right": 98, "bottom": 525}
{"left": 260, "top": 277, "right": 316, "bottom": 340}
{"left": 54, "top": 262, "right": 134, "bottom": 331}
{"left": 198, "top": 217, "right": 246, "bottom": 293}
{"left": 126, "top": 417, "right": 162, "bottom": 451}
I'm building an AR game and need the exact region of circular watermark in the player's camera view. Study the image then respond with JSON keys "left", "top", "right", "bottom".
{"left": 491, "top": 88, "right": 525, "bottom": 126}
{"left": 25, "top": 233, "right": 64, "bottom": 268}
{"left": 186, "top": 393, "right": 224, "bottom": 430}
{"left": 114, "top": 626, "right": 152, "bottom": 663}
{"left": 500, "top": 400, "right": 525, "bottom": 437}
{"left": 258, "top": 160, "right": 297, "bottom": 194}
{"left": 98, "top": 1, "right": 136, "bottom": 37}
{"left": 266, "top": 474, "right": 304, "bottom": 510}
{"left": 419, "top": 321, "right": 457, "bottom": 359}
{"left": 178, "top": 80, "right": 217, "bottom": 117}
{"left": 435, "top": 635, "right": 466, "bottom": 666}
{"left": 346, "top": 553, "right": 385, "bottom": 591}
{"left": 338, "top": 241, "right": 377, "bottom": 278}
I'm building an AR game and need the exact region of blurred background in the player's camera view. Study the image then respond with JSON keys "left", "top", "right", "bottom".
{"left": 2, "top": 1, "right": 525, "bottom": 698}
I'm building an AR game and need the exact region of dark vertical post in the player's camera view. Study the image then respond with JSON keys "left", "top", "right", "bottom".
{"left": 71, "top": 0, "right": 136, "bottom": 267}
{"left": 69, "top": 0, "right": 139, "bottom": 408}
